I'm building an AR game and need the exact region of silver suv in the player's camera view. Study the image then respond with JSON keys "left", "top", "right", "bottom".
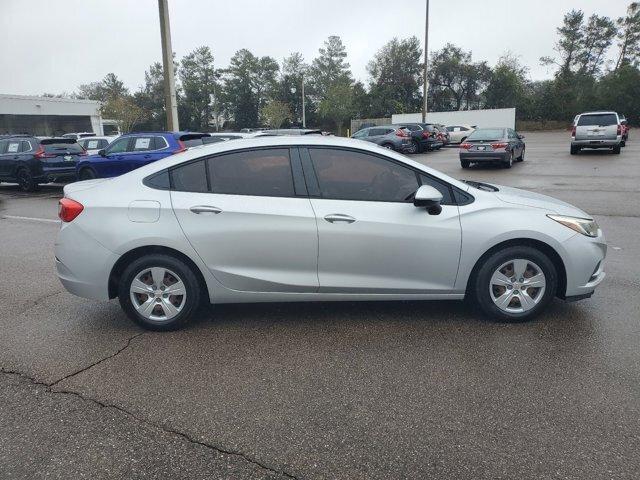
{"left": 571, "top": 111, "right": 622, "bottom": 155}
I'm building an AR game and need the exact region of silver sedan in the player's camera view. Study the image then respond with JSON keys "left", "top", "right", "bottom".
{"left": 55, "top": 136, "right": 606, "bottom": 330}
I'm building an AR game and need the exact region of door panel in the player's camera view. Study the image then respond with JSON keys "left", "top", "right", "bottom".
{"left": 310, "top": 199, "right": 461, "bottom": 293}
{"left": 171, "top": 191, "right": 319, "bottom": 292}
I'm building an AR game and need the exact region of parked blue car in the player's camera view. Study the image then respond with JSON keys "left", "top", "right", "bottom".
{"left": 76, "top": 131, "right": 210, "bottom": 179}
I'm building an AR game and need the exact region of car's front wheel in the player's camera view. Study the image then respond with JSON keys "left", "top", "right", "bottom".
{"left": 471, "top": 246, "right": 557, "bottom": 322}
{"left": 78, "top": 167, "right": 97, "bottom": 181}
{"left": 118, "top": 254, "right": 202, "bottom": 331}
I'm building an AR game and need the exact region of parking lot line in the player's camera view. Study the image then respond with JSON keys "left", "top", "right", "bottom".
{"left": 2, "top": 215, "right": 59, "bottom": 224}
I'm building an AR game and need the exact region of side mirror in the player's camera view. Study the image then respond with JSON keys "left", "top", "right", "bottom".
{"left": 98, "top": 149, "right": 106, "bottom": 157}
{"left": 413, "top": 185, "right": 443, "bottom": 215}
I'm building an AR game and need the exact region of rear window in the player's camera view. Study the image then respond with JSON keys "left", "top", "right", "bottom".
{"left": 577, "top": 114, "right": 617, "bottom": 126}
{"left": 467, "top": 129, "right": 505, "bottom": 141}
{"left": 42, "top": 142, "right": 84, "bottom": 154}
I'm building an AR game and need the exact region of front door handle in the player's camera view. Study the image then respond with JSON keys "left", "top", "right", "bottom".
{"left": 324, "top": 213, "right": 356, "bottom": 224}
{"left": 190, "top": 205, "right": 222, "bottom": 214}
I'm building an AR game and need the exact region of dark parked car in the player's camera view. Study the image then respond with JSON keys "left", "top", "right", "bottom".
{"left": 459, "top": 128, "right": 525, "bottom": 169}
{"left": 351, "top": 126, "right": 413, "bottom": 152}
{"left": 395, "top": 123, "right": 443, "bottom": 153}
{"left": 76, "top": 131, "right": 210, "bottom": 179}
{"left": 0, "top": 136, "right": 86, "bottom": 191}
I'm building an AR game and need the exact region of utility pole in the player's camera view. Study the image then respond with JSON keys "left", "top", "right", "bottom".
{"left": 422, "top": 0, "right": 429, "bottom": 123}
{"left": 158, "top": 0, "right": 179, "bottom": 131}
{"left": 301, "top": 74, "right": 306, "bottom": 128}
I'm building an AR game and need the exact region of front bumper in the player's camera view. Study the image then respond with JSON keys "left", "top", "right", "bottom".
{"left": 459, "top": 150, "right": 509, "bottom": 162}
{"left": 561, "top": 230, "right": 607, "bottom": 298}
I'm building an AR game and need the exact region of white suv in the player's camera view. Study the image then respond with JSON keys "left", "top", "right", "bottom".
{"left": 571, "top": 111, "right": 622, "bottom": 155}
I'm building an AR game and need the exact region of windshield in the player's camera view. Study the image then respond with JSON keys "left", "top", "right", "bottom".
{"left": 467, "top": 129, "right": 505, "bottom": 141}
{"left": 577, "top": 114, "right": 617, "bottom": 126}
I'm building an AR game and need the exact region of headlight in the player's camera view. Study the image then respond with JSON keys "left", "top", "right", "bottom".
{"left": 547, "top": 215, "right": 599, "bottom": 237}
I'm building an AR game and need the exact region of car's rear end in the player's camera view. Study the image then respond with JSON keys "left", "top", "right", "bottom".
{"left": 571, "top": 112, "right": 621, "bottom": 153}
{"left": 459, "top": 128, "right": 510, "bottom": 164}
{"left": 33, "top": 138, "right": 87, "bottom": 182}
{"left": 387, "top": 127, "right": 413, "bottom": 152}
{"left": 418, "top": 124, "right": 443, "bottom": 151}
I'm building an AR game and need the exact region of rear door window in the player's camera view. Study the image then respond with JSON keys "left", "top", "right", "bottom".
{"left": 208, "top": 148, "right": 295, "bottom": 197}
{"left": 132, "top": 137, "right": 154, "bottom": 151}
{"left": 6, "top": 141, "right": 20, "bottom": 153}
{"left": 577, "top": 114, "right": 617, "bottom": 126}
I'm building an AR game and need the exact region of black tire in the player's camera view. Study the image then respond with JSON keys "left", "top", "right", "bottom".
{"left": 612, "top": 145, "right": 621, "bottom": 154}
{"left": 621, "top": 141, "right": 626, "bottom": 147}
{"left": 518, "top": 147, "right": 525, "bottom": 161}
{"left": 16, "top": 168, "right": 39, "bottom": 192}
{"left": 118, "top": 254, "right": 202, "bottom": 331}
{"left": 503, "top": 151, "right": 514, "bottom": 168}
{"left": 570, "top": 145, "right": 579, "bottom": 155}
{"left": 78, "top": 167, "right": 97, "bottom": 181}
{"left": 460, "top": 160, "right": 470, "bottom": 168}
{"left": 410, "top": 140, "right": 421, "bottom": 154}
{"left": 470, "top": 246, "right": 558, "bottom": 323}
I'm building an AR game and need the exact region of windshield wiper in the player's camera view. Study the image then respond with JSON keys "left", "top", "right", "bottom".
{"left": 461, "top": 180, "right": 499, "bottom": 192}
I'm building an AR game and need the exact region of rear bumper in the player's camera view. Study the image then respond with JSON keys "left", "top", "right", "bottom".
{"left": 55, "top": 222, "right": 118, "bottom": 300}
{"left": 572, "top": 137, "right": 621, "bottom": 148}
{"left": 459, "top": 151, "right": 509, "bottom": 162}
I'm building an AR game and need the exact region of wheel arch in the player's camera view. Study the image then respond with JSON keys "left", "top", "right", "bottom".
{"left": 108, "top": 245, "right": 208, "bottom": 300}
{"left": 465, "top": 238, "right": 567, "bottom": 299}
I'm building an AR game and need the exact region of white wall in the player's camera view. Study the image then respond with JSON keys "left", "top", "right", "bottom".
{"left": 392, "top": 108, "right": 516, "bottom": 129}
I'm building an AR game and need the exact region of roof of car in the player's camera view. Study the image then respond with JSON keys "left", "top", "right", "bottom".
{"left": 578, "top": 111, "right": 618, "bottom": 115}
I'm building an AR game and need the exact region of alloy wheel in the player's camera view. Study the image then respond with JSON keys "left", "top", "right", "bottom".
{"left": 489, "top": 259, "right": 546, "bottom": 314}
{"left": 129, "top": 267, "right": 186, "bottom": 321}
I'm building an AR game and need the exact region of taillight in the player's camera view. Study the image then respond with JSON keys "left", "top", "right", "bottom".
{"left": 422, "top": 131, "right": 430, "bottom": 138}
{"left": 491, "top": 142, "right": 508, "bottom": 150}
{"left": 571, "top": 126, "right": 576, "bottom": 137}
{"left": 58, "top": 198, "right": 84, "bottom": 222}
{"left": 617, "top": 124, "right": 622, "bottom": 135}
{"left": 395, "top": 129, "right": 409, "bottom": 138}
{"left": 34, "top": 146, "right": 55, "bottom": 159}
{"left": 173, "top": 140, "right": 187, "bottom": 153}
{"left": 460, "top": 143, "right": 472, "bottom": 150}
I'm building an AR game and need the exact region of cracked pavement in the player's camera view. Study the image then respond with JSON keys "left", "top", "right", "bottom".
{"left": 1, "top": 131, "right": 639, "bottom": 479}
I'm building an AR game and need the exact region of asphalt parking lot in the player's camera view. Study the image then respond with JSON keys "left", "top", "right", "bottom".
{"left": 1, "top": 130, "right": 639, "bottom": 479}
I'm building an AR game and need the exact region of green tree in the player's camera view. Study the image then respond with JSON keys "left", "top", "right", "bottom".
{"left": 318, "top": 83, "right": 354, "bottom": 135}
{"left": 615, "top": 2, "right": 640, "bottom": 70}
{"left": 179, "top": 46, "right": 217, "bottom": 131}
{"left": 541, "top": 10, "right": 585, "bottom": 74}
{"left": 274, "top": 52, "right": 309, "bottom": 126}
{"left": 77, "top": 73, "right": 128, "bottom": 103}
{"left": 367, "top": 37, "right": 423, "bottom": 117}
{"left": 101, "top": 95, "right": 143, "bottom": 133}
{"left": 484, "top": 53, "right": 529, "bottom": 111}
{"left": 309, "top": 36, "right": 353, "bottom": 101}
{"left": 598, "top": 65, "right": 640, "bottom": 124}
{"left": 133, "top": 62, "right": 166, "bottom": 131}
{"left": 221, "top": 49, "right": 279, "bottom": 129}
{"left": 428, "top": 44, "right": 490, "bottom": 111}
{"left": 261, "top": 100, "right": 291, "bottom": 128}
{"left": 577, "top": 14, "right": 617, "bottom": 76}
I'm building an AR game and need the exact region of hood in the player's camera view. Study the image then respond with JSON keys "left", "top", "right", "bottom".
{"left": 493, "top": 185, "right": 591, "bottom": 218}
{"left": 63, "top": 178, "right": 110, "bottom": 195}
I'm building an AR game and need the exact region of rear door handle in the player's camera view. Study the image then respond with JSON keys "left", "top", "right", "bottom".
{"left": 324, "top": 213, "right": 356, "bottom": 224}
{"left": 190, "top": 205, "right": 222, "bottom": 214}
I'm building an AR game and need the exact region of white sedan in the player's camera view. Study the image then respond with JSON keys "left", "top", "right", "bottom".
{"left": 445, "top": 125, "right": 476, "bottom": 144}
{"left": 55, "top": 136, "right": 606, "bottom": 330}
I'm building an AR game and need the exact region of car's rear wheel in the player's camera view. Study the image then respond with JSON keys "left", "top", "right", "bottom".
{"left": 78, "top": 167, "right": 97, "bottom": 181}
{"left": 471, "top": 246, "right": 557, "bottom": 322}
{"left": 460, "top": 160, "right": 470, "bottom": 168}
{"left": 118, "top": 254, "right": 202, "bottom": 331}
{"left": 16, "top": 168, "right": 39, "bottom": 192}
{"left": 408, "top": 140, "right": 420, "bottom": 154}
{"left": 503, "top": 151, "right": 514, "bottom": 168}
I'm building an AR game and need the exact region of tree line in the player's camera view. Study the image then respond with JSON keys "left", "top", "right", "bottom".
{"left": 54, "top": 2, "right": 640, "bottom": 133}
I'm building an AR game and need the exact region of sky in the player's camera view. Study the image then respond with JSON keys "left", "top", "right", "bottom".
{"left": 0, "top": 0, "right": 631, "bottom": 96}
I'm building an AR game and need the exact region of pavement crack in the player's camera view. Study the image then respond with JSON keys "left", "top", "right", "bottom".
{"left": 0, "top": 368, "right": 300, "bottom": 479}
{"left": 49, "top": 332, "right": 146, "bottom": 388}
{"left": 12, "top": 290, "right": 65, "bottom": 317}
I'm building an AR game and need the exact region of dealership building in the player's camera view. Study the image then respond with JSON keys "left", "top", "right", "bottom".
{"left": 0, "top": 94, "right": 114, "bottom": 136}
